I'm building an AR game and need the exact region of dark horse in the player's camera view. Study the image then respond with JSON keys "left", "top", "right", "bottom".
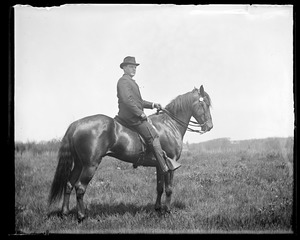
{"left": 49, "top": 85, "right": 213, "bottom": 221}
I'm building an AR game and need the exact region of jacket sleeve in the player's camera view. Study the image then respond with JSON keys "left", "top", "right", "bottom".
{"left": 117, "top": 80, "right": 144, "bottom": 117}
{"left": 143, "top": 100, "right": 154, "bottom": 109}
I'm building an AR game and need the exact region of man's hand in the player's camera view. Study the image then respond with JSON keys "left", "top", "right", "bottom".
{"left": 140, "top": 112, "right": 147, "bottom": 121}
{"left": 153, "top": 103, "right": 162, "bottom": 111}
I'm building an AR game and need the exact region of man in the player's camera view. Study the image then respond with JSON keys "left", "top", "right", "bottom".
{"left": 117, "top": 56, "right": 180, "bottom": 174}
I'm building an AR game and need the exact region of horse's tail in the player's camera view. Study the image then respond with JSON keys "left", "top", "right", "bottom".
{"left": 48, "top": 130, "right": 73, "bottom": 206}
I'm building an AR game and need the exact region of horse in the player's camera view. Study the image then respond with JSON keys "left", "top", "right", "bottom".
{"left": 48, "top": 85, "right": 213, "bottom": 221}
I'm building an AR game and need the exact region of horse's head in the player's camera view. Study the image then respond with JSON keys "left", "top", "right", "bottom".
{"left": 191, "top": 85, "right": 213, "bottom": 132}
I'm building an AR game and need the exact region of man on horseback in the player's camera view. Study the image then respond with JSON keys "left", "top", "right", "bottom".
{"left": 117, "top": 56, "right": 180, "bottom": 174}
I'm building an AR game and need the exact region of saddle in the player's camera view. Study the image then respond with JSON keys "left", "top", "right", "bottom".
{"left": 114, "top": 115, "right": 181, "bottom": 170}
{"left": 114, "top": 115, "right": 148, "bottom": 148}
{"left": 114, "top": 116, "right": 149, "bottom": 168}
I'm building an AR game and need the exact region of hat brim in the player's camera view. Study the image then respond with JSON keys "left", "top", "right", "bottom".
{"left": 120, "top": 63, "right": 140, "bottom": 69}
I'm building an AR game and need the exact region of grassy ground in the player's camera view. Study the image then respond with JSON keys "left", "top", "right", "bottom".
{"left": 15, "top": 138, "right": 294, "bottom": 234}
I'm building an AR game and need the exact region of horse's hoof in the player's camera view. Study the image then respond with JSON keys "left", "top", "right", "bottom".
{"left": 154, "top": 206, "right": 162, "bottom": 212}
{"left": 165, "top": 208, "right": 171, "bottom": 214}
{"left": 56, "top": 209, "right": 69, "bottom": 219}
{"left": 62, "top": 209, "right": 70, "bottom": 217}
{"left": 77, "top": 213, "right": 86, "bottom": 223}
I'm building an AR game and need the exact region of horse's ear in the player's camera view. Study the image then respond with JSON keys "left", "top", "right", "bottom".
{"left": 200, "top": 85, "right": 204, "bottom": 96}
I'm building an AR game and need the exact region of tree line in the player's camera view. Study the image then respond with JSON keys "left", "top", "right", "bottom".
{"left": 15, "top": 139, "right": 61, "bottom": 156}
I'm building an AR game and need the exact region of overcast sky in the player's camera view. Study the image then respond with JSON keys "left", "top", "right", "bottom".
{"left": 14, "top": 4, "right": 294, "bottom": 143}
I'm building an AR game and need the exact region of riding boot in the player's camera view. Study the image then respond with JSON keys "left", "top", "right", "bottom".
{"left": 151, "top": 138, "right": 170, "bottom": 175}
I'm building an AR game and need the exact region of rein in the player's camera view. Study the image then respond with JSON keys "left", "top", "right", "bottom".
{"left": 159, "top": 108, "right": 207, "bottom": 134}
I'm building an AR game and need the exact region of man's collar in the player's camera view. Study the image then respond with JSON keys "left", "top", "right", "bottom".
{"left": 123, "top": 73, "right": 134, "bottom": 80}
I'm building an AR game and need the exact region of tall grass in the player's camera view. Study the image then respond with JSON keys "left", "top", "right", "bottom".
{"left": 15, "top": 137, "right": 294, "bottom": 233}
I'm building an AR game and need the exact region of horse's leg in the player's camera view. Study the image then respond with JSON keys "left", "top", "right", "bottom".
{"left": 74, "top": 158, "right": 102, "bottom": 222}
{"left": 154, "top": 167, "right": 164, "bottom": 212}
{"left": 164, "top": 170, "right": 174, "bottom": 213}
{"left": 61, "top": 159, "right": 82, "bottom": 216}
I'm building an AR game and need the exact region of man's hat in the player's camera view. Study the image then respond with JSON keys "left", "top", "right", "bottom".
{"left": 120, "top": 56, "right": 140, "bottom": 69}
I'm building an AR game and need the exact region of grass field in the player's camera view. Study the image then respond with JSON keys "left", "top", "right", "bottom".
{"left": 15, "top": 137, "right": 294, "bottom": 234}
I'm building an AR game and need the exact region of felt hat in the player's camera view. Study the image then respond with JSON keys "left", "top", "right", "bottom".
{"left": 120, "top": 56, "right": 140, "bottom": 69}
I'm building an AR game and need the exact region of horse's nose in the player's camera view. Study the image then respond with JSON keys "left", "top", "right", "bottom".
{"left": 206, "top": 122, "right": 213, "bottom": 131}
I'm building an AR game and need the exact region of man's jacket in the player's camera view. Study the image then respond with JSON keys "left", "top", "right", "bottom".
{"left": 117, "top": 74, "right": 153, "bottom": 126}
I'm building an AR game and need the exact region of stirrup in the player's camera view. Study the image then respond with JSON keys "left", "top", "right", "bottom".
{"left": 166, "top": 158, "right": 181, "bottom": 171}
{"left": 162, "top": 152, "right": 181, "bottom": 171}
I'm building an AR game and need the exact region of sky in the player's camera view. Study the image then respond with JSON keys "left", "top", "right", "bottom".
{"left": 14, "top": 4, "right": 294, "bottom": 143}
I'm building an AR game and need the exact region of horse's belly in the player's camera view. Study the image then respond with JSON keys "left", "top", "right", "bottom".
{"left": 139, "top": 154, "right": 157, "bottom": 167}
{"left": 108, "top": 151, "right": 157, "bottom": 167}
{"left": 108, "top": 140, "right": 157, "bottom": 167}
{"left": 107, "top": 149, "right": 141, "bottom": 162}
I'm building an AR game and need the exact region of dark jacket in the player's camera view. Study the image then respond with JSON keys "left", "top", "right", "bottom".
{"left": 117, "top": 74, "right": 153, "bottom": 125}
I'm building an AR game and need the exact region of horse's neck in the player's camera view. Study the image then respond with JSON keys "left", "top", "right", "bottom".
{"left": 171, "top": 109, "right": 192, "bottom": 138}
{"left": 165, "top": 92, "right": 194, "bottom": 138}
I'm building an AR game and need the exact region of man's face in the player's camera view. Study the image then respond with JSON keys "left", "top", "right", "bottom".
{"left": 123, "top": 64, "right": 137, "bottom": 77}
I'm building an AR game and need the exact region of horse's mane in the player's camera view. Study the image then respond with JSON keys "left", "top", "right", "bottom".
{"left": 165, "top": 89, "right": 212, "bottom": 115}
{"left": 165, "top": 91, "right": 194, "bottom": 115}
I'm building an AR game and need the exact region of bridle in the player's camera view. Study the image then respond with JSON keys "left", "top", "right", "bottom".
{"left": 158, "top": 108, "right": 208, "bottom": 134}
